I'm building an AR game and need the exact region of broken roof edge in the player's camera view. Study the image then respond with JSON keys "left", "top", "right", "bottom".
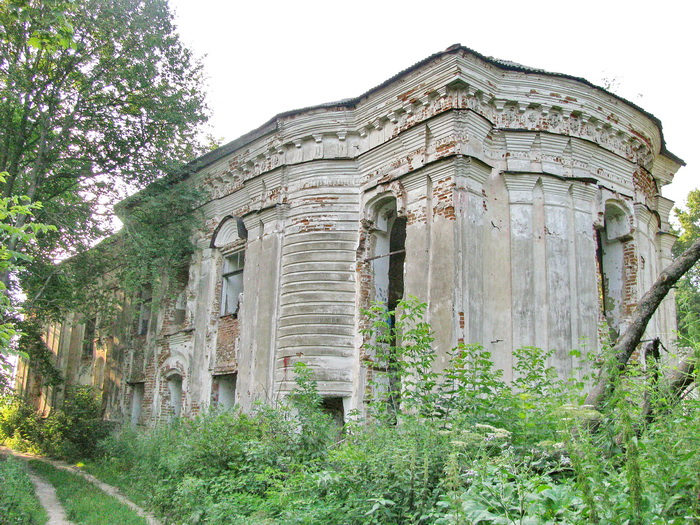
{"left": 126, "top": 43, "right": 685, "bottom": 208}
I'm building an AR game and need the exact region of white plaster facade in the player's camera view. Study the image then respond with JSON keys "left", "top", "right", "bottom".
{"left": 20, "top": 45, "right": 683, "bottom": 424}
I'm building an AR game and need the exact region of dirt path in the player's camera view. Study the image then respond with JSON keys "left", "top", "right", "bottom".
{"left": 26, "top": 470, "right": 73, "bottom": 525}
{"left": 1, "top": 446, "right": 162, "bottom": 525}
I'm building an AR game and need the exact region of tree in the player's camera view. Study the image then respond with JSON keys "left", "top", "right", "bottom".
{"left": 584, "top": 236, "right": 700, "bottom": 409}
{"left": 0, "top": 0, "right": 208, "bottom": 300}
{"left": 673, "top": 189, "right": 700, "bottom": 343}
{"left": 0, "top": 171, "right": 54, "bottom": 392}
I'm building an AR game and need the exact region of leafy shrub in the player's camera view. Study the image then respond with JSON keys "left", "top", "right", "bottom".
{"left": 94, "top": 371, "right": 339, "bottom": 524}
{"left": 1, "top": 386, "right": 111, "bottom": 459}
{"left": 83, "top": 298, "right": 700, "bottom": 524}
{"left": 0, "top": 397, "right": 43, "bottom": 453}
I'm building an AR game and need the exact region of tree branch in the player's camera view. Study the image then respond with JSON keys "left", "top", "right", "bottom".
{"left": 585, "top": 237, "right": 700, "bottom": 409}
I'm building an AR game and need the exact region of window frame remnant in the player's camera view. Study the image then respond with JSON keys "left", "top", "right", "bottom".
{"left": 221, "top": 250, "right": 245, "bottom": 316}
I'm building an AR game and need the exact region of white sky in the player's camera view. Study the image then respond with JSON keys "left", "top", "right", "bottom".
{"left": 169, "top": 0, "right": 698, "bottom": 210}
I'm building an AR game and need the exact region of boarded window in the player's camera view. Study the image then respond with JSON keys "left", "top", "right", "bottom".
{"left": 221, "top": 251, "right": 244, "bottom": 316}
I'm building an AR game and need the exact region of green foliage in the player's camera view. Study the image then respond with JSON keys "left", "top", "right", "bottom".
{"left": 0, "top": 456, "right": 48, "bottom": 525}
{"left": 73, "top": 301, "right": 700, "bottom": 524}
{"left": 673, "top": 188, "right": 700, "bottom": 343}
{"left": 0, "top": 0, "right": 208, "bottom": 343}
{"left": 0, "top": 396, "right": 43, "bottom": 453}
{"left": 362, "top": 296, "right": 438, "bottom": 420}
{"left": 28, "top": 459, "right": 146, "bottom": 524}
{"left": 0, "top": 386, "right": 111, "bottom": 459}
{"left": 439, "top": 343, "right": 508, "bottom": 422}
{"left": 0, "top": 171, "right": 55, "bottom": 390}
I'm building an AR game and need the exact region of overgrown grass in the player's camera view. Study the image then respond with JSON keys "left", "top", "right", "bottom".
{"left": 28, "top": 460, "right": 147, "bottom": 525}
{"left": 0, "top": 456, "right": 47, "bottom": 525}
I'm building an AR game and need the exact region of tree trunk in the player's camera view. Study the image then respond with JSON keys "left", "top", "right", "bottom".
{"left": 641, "top": 351, "right": 697, "bottom": 423}
{"left": 585, "top": 237, "right": 700, "bottom": 409}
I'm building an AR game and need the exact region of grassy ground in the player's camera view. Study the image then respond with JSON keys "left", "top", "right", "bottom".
{"left": 81, "top": 459, "right": 149, "bottom": 508}
{"left": 0, "top": 456, "right": 47, "bottom": 525}
{"left": 28, "top": 459, "right": 147, "bottom": 525}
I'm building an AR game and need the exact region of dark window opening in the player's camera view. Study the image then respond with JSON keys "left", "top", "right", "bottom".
{"left": 367, "top": 201, "right": 406, "bottom": 420}
{"left": 321, "top": 396, "right": 345, "bottom": 426}
{"left": 387, "top": 216, "right": 406, "bottom": 312}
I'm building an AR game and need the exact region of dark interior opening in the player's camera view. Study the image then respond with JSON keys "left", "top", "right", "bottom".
{"left": 387, "top": 216, "right": 406, "bottom": 312}
{"left": 321, "top": 396, "right": 345, "bottom": 426}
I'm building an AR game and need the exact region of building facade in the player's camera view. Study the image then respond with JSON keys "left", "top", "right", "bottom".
{"left": 16, "top": 45, "right": 684, "bottom": 424}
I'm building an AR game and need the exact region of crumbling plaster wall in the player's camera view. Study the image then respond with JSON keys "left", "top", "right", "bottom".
{"left": 26, "top": 47, "right": 682, "bottom": 424}
{"left": 137, "top": 48, "right": 682, "bottom": 421}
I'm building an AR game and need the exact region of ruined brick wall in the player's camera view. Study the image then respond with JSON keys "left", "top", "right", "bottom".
{"left": 215, "top": 315, "right": 239, "bottom": 372}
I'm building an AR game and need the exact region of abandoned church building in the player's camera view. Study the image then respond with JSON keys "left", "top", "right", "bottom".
{"left": 16, "top": 45, "right": 684, "bottom": 425}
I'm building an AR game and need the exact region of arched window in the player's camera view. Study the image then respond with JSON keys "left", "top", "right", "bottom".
{"left": 597, "top": 201, "right": 632, "bottom": 337}
{"left": 211, "top": 216, "right": 247, "bottom": 317}
{"left": 369, "top": 199, "right": 406, "bottom": 310}
{"left": 221, "top": 251, "right": 244, "bottom": 316}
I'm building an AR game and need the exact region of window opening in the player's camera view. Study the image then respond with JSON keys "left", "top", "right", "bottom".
{"left": 130, "top": 382, "right": 144, "bottom": 425}
{"left": 368, "top": 200, "right": 406, "bottom": 418}
{"left": 387, "top": 216, "right": 407, "bottom": 313}
{"left": 174, "top": 291, "right": 186, "bottom": 325}
{"left": 212, "top": 373, "right": 237, "bottom": 409}
{"left": 167, "top": 374, "right": 183, "bottom": 419}
{"left": 82, "top": 317, "right": 96, "bottom": 359}
{"left": 221, "top": 251, "right": 244, "bottom": 316}
{"left": 138, "top": 287, "right": 152, "bottom": 335}
{"left": 321, "top": 396, "right": 345, "bottom": 426}
{"left": 598, "top": 203, "right": 629, "bottom": 339}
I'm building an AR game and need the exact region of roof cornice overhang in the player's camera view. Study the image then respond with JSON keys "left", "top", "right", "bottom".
{"left": 120, "top": 43, "right": 683, "bottom": 213}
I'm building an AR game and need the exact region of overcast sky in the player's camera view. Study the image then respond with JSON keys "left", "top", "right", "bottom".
{"left": 169, "top": 0, "right": 698, "bottom": 210}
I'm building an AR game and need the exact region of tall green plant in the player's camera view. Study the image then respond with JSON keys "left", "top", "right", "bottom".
{"left": 673, "top": 188, "right": 700, "bottom": 343}
{"left": 361, "top": 296, "right": 437, "bottom": 420}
